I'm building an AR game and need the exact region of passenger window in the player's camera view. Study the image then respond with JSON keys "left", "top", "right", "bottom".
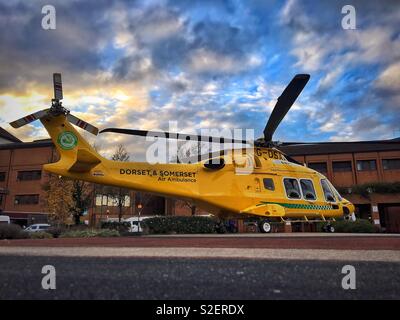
{"left": 284, "top": 178, "right": 301, "bottom": 199}
{"left": 300, "top": 179, "right": 316, "bottom": 200}
{"left": 321, "top": 179, "right": 336, "bottom": 202}
{"left": 263, "top": 178, "right": 275, "bottom": 191}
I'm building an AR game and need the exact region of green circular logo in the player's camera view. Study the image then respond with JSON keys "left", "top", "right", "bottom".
{"left": 58, "top": 131, "right": 78, "bottom": 150}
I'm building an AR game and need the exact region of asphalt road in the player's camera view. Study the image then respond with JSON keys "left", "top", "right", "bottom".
{"left": 0, "top": 255, "right": 399, "bottom": 300}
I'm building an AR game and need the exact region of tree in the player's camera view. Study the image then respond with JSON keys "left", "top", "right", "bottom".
{"left": 111, "top": 144, "right": 130, "bottom": 162}
{"left": 104, "top": 144, "right": 131, "bottom": 222}
{"left": 43, "top": 173, "right": 74, "bottom": 225}
{"left": 71, "top": 180, "right": 92, "bottom": 225}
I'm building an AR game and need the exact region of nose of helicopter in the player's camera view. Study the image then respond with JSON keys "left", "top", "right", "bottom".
{"left": 342, "top": 201, "right": 356, "bottom": 221}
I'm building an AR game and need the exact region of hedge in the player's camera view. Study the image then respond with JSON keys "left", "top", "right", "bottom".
{"left": 30, "top": 232, "right": 53, "bottom": 239}
{"left": 101, "top": 221, "right": 131, "bottom": 233}
{"left": 142, "top": 216, "right": 220, "bottom": 234}
{"left": 0, "top": 224, "right": 29, "bottom": 239}
{"left": 318, "top": 219, "right": 378, "bottom": 233}
{"left": 60, "top": 229, "right": 120, "bottom": 238}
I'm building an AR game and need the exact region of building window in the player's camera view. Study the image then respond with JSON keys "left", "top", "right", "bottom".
{"left": 14, "top": 194, "right": 39, "bottom": 205}
{"left": 0, "top": 172, "right": 5, "bottom": 182}
{"left": 356, "top": 160, "right": 376, "bottom": 171}
{"left": 332, "top": 161, "right": 352, "bottom": 172}
{"left": 283, "top": 178, "right": 301, "bottom": 199}
{"left": 308, "top": 162, "right": 327, "bottom": 174}
{"left": 300, "top": 179, "right": 316, "bottom": 200}
{"left": 17, "top": 170, "right": 42, "bottom": 181}
{"left": 95, "top": 194, "right": 131, "bottom": 207}
{"left": 95, "top": 194, "right": 102, "bottom": 206}
{"left": 0, "top": 194, "right": 3, "bottom": 205}
{"left": 321, "top": 179, "right": 335, "bottom": 202}
{"left": 124, "top": 195, "right": 130, "bottom": 207}
{"left": 382, "top": 159, "right": 400, "bottom": 170}
{"left": 263, "top": 178, "right": 275, "bottom": 191}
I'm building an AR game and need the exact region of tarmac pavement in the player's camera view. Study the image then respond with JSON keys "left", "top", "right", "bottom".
{"left": 0, "top": 255, "right": 399, "bottom": 300}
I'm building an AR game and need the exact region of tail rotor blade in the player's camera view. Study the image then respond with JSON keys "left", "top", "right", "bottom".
{"left": 67, "top": 114, "right": 99, "bottom": 135}
{"left": 53, "top": 73, "right": 63, "bottom": 100}
{"left": 9, "top": 109, "right": 49, "bottom": 128}
{"left": 263, "top": 74, "right": 310, "bottom": 143}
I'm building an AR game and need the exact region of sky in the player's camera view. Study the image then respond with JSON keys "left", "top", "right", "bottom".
{"left": 0, "top": 0, "right": 399, "bottom": 160}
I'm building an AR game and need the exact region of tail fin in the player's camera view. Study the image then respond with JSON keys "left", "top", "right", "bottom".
{"left": 40, "top": 114, "right": 103, "bottom": 176}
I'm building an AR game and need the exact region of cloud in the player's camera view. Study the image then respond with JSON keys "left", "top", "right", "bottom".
{"left": 375, "top": 62, "right": 400, "bottom": 92}
{"left": 1, "top": 0, "right": 399, "bottom": 156}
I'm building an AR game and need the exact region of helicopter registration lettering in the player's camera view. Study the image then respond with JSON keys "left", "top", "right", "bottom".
{"left": 256, "top": 148, "right": 283, "bottom": 160}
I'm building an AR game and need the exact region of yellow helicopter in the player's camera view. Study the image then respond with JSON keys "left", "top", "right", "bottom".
{"left": 10, "top": 73, "right": 355, "bottom": 233}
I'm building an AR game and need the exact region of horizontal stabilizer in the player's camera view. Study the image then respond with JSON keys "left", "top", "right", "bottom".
{"left": 68, "top": 148, "right": 101, "bottom": 173}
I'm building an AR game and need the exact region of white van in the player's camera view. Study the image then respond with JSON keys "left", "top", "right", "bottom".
{"left": 124, "top": 216, "right": 156, "bottom": 232}
{"left": 0, "top": 215, "right": 10, "bottom": 224}
{"left": 24, "top": 224, "right": 51, "bottom": 233}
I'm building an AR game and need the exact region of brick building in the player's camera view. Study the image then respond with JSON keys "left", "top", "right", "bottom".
{"left": 281, "top": 139, "right": 400, "bottom": 232}
{"left": 0, "top": 128, "right": 56, "bottom": 226}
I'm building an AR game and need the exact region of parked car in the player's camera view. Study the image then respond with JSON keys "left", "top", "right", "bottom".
{"left": 124, "top": 216, "right": 156, "bottom": 232}
{"left": 24, "top": 224, "right": 51, "bottom": 233}
{"left": 0, "top": 215, "right": 10, "bottom": 224}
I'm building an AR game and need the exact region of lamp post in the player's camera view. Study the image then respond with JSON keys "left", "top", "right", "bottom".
{"left": 137, "top": 203, "right": 143, "bottom": 233}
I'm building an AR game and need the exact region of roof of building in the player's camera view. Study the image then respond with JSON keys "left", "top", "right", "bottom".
{"left": 0, "top": 139, "right": 54, "bottom": 150}
{"left": 0, "top": 127, "right": 21, "bottom": 143}
{"left": 280, "top": 138, "right": 400, "bottom": 156}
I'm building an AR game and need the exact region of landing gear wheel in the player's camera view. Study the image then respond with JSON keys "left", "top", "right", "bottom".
{"left": 325, "top": 224, "right": 335, "bottom": 233}
{"left": 259, "top": 220, "right": 272, "bottom": 233}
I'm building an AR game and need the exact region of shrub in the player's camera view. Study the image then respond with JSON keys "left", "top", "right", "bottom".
{"left": 318, "top": 219, "right": 377, "bottom": 233}
{"left": 46, "top": 226, "right": 65, "bottom": 238}
{"left": 142, "top": 216, "right": 219, "bottom": 234}
{"left": 338, "top": 182, "right": 400, "bottom": 198}
{"left": 30, "top": 232, "right": 53, "bottom": 239}
{"left": 0, "top": 224, "right": 29, "bottom": 240}
{"left": 96, "top": 229, "right": 120, "bottom": 237}
{"left": 60, "top": 229, "right": 120, "bottom": 238}
{"left": 101, "top": 221, "right": 130, "bottom": 233}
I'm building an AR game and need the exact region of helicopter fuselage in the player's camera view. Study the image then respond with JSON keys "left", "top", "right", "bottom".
{"left": 41, "top": 114, "right": 355, "bottom": 221}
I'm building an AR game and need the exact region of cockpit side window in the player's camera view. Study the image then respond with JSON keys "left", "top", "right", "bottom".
{"left": 284, "top": 178, "right": 301, "bottom": 199}
{"left": 328, "top": 181, "right": 343, "bottom": 201}
{"left": 321, "top": 179, "right": 336, "bottom": 202}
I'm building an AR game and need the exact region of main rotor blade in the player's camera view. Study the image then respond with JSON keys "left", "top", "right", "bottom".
{"left": 67, "top": 114, "right": 99, "bottom": 135}
{"left": 263, "top": 74, "right": 310, "bottom": 142}
{"left": 53, "top": 73, "right": 63, "bottom": 100}
{"left": 100, "top": 128, "right": 251, "bottom": 145}
{"left": 9, "top": 109, "right": 49, "bottom": 128}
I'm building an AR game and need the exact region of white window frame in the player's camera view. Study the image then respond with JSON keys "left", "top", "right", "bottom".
{"left": 282, "top": 177, "right": 302, "bottom": 200}
{"left": 299, "top": 178, "right": 317, "bottom": 202}
{"left": 320, "top": 179, "right": 337, "bottom": 203}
